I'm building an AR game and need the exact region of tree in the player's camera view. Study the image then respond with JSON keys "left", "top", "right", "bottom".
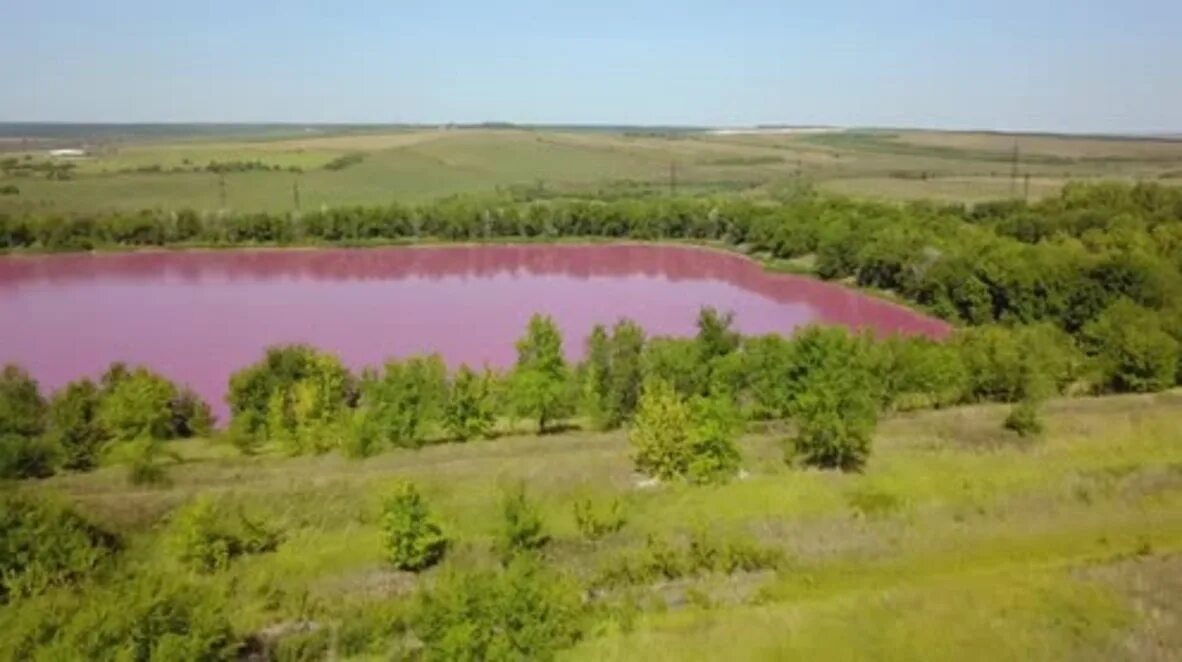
{"left": 695, "top": 307, "right": 740, "bottom": 394}
{"left": 380, "top": 482, "right": 448, "bottom": 572}
{"left": 582, "top": 319, "right": 647, "bottom": 429}
{"left": 44, "top": 379, "right": 105, "bottom": 471}
{"left": 1081, "top": 299, "right": 1179, "bottom": 393}
{"left": 444, "top": 366, "right": 497, "bottom": 441}
{"left": 98, "top": 367, "right": 180, "bottom": 442}
{"left": 511, "top": 314, "right": 571, "bottom": 433}
{"left": 412, "top": 559, "right": 586, "bottom": 660}
{"left": 0, "top": 364, "right": 45, "bottom": 439}
{"left": 788, "top": 359, "right": 878, "bottom": 472}
{"left": 226, "top": 345, "right": 356, "bottom": 443}
{"left": 630, "top": 378, "right": 693, "bottom": 481}
{"left": 359, "top": 355, "right": 448, "bottom": 448}
{"left": 629, "top": 378, "right": 740, "bottom": 483}
{"left": 685, "top": 395, "right": 742, "bottom": 484}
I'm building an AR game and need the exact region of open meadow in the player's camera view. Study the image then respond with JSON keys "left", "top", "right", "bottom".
{"left": 2, "top": 125, "right": 1181, "bottom": 213}
{"left": 5, "top": 392, "right": 1182, "bottom": 659}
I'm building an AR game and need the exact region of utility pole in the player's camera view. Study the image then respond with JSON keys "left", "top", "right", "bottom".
{"left": 669, "top": 160, "right": 677, "bottom": 196}
{"left": 293, "top": 177, "right": 301, "bottom": 211}
{"left": 218, "top": 173, "right": 227, "bottom": 209}
{"left": 1009, "top": 140, "right": 1020, "bottom": 199}
{"left": 1023, "top": 172, "right": 1031, "bottom": 203}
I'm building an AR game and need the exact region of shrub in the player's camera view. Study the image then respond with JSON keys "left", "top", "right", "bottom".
{"left": 572, "top": 498, "right": 627, "bottom": 541}
{"left": 0, "top": 433, "right": 57, "bottom": 479}
{"left": 380, "top": 482, "right": 448, "bottom": 572}
{"left": 1081, "top": 299, "right": 1179, "bottom": 393}
{"left": 629, "top": 379, "right": 740, "bottom": 483}
{"left": 0, "top": 495, "right": 118, "bottom": 602}
{"left": 43, "top": 379, "right": 104, "bottom": 471}
{"left": 2, "top": 575, "right": 242, "bottom": 660}
{"left": 0, "top": 364, "right": 46, "bottom": 439}
{"left": 227, "top": 345, "right": 356, "bottom": 446}
{"left": 170, "top": 496, "right": 281, "bottom": 572}
{"left": 412, "top": 558, "right": 586, "bottom": 660}
{"left": 358, "top": 355, "right": 448, "bottom": 449}
{"left": 629, "top": 378, "right": 693, "bottom": 481}
{"left": 443, "top": 366, "right": 497, "bottom": 441}
{"left": 1004, "top": 399, "right": 1044, "bottom": 437}
{"left": 788, "top": 358, "right": 878, "bottom": 471}
{"left": 499, "top": 482, "right": 549, "bottom": 559}
{"left": 685, "top": 395, "right": 741, "bottom": 483}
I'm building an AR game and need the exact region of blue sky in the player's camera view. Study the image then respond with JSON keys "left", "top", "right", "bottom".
{"left": 3, "top": 1, "right": 1179, "bottom": 132}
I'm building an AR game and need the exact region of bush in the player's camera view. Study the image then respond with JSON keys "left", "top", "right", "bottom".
{"left": 43, "top": 379, "right": 105, "bottom": 471}
{"left": 358, "top": 355, "right": 448, "bottom": 449}
{"left": 788, "top": 358, "right": 878, "bottom": 471}
{"left": 227, "top": 345, "right": 356, "bottom": 448}
{"left": 170, "top": 496, "right": 281, "bottom": 572}
{"left": 0, "top": 575, "right": 241, "bottom": 660}
{"left": 443, "top": 366, "right": 497, "bottom": 441}
{"left": 380, "top": 482, "right": 448, "bottom": 572}
{"left": 592, "top": 532, "right": 782, "bottom": 589}
{"left": 629, "top": 378, "right": 693, "bottom": 481}
{"left": 0, "top": 433, "right": 57, "bottom": 479}
{"left": 0, "top": 495, "right": 118, "bottom": 602}
{"left": 412, "top": 558, "right": 586, "bottom": 660}
{"left": 573, "top": 498, "right": 627, "bottom": 541}
{"left": 1081, "top": 299, "right": 1179, "bottom": 393}
{"left": 0, "top": 364, "right": 46, "bottom": 439}
{"left": 1004, "top": 399, "right": 1044, "bottom": 437}
{"left": 499, "top": 482, "right": 549, "bottom": 559}
{"left": 630, "top": 379, "right": 741, "bottom": 483}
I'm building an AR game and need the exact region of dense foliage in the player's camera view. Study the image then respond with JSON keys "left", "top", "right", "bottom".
{"left": 380, "top": 482, "right": 449, "bottom": 572}
{"left": 0, "top": 363, "right": 211, "bottom": 481}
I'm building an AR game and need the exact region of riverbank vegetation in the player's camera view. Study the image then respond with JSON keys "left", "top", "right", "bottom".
{"left": 3, "top": 180, "right": 1182, "bottom": 658}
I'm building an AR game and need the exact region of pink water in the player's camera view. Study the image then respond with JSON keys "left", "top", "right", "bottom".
{"left": 0, "top": 244, "right": 949, "bottom": 419}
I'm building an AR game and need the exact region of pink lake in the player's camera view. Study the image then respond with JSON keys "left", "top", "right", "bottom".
{"left": 0, "top": 244, "right": 949, "bottom": 419}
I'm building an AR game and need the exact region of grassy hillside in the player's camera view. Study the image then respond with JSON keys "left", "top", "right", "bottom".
{"left": 5, "top": 392, "right": 1181, "bottom": 659}
{"left": 2, "top": 127, "right": 1180, "bottom": 213}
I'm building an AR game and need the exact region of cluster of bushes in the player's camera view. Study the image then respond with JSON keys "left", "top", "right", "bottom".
{"left": 0, "top": 363, "right": 212, "bottom": 482}
{"left": 323, "top": 152, "right": 366, "bottom": 171}
{"left": 0, "top": 157, "right": 75, "bottom": 180}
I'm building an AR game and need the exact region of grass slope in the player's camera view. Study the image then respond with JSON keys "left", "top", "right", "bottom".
{"left": 5, "top": 391, "right": 1182, "bottom": 659}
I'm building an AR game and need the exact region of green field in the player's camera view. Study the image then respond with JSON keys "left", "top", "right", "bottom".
{"left": 6, "top": 392, "right": 1182, "bottom": 659}
{"left": 3, "top": 126, "right": 1181, "bottom": 213}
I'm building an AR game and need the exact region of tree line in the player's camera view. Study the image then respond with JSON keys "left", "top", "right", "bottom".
{"left": 2, "top": 181, "right": 1180, "bottom": 344}
{"left": 5, "top": 304, "right": 1178, "bottom": 483}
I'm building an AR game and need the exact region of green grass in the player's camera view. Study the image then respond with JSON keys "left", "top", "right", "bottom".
{"left": 5, "top": 391, "right": 1182, "bottom": 658}
{"left": 3, "top": 127, "right": 1179, "bottom": 213}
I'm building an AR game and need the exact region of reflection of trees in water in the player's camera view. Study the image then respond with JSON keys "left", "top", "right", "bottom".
{"left": 0, "top": 245, "right": 949, "bottom": 338}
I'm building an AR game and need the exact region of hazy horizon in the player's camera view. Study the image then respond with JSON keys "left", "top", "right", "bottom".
{"left": 4, "top": 1, "right": 1180, "bottom": 134}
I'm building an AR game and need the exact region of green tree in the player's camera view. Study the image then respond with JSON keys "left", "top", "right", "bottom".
{"left": 412, "top": 559, "right": 586, "bottom": 660}
{"left": 380, "top": 482, "right": 448, "bottom": 571}
{"left": 444, "top": 366, "right": 497, "bottom": 441}
{"left": 359, "top": 355, "right": 448, "bottom": 449}
{"left": 511, "top": 314, "right": 571, "bottom": 433}
{"left": 1081, "top": 299, "right": 1179, "bottom": 393}
{"left": 226, "top": 345, "right": 356, "bottom": 444}
{"left": 44, "top": 379, "right": 104, "bottom": 471}
{"left": 0, "top": 364, "right": 45, "bottom": 439}
{"left": 788, "top": 359, "right": 879, "bottom": 472}
{"left": 98, "top": 367, "right": 180, "bottom": 442}
{"left": 630, "top": 378, "right": 694, "bottom": 481}
{"left": 629, "top": 378, "right": 741, "bottom": 483}
{"left": 582, "top": 319, "right": 647, "bottom": 429}
{"left": 685, "top": 395, "right": 742, "bottom": 483}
